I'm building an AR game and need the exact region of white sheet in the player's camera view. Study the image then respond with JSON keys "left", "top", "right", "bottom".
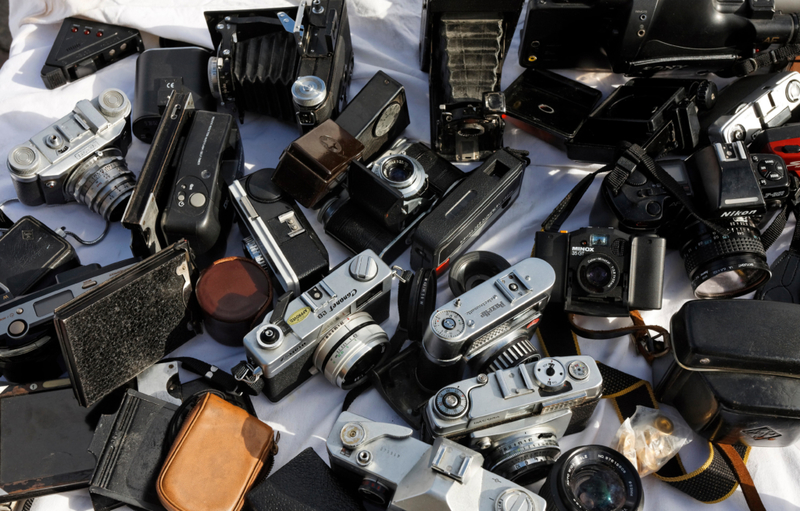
{"left": 1, "top": 1, "right": 798, "bottom": 510}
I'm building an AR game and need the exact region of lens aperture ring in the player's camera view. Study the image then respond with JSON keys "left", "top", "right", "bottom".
{"left": 65, "top": 148, "right": 136, "bottom": 221}
{"left": 486, "top": 433, "right": 561, "bottom": 483}
{"left": 314, "top": 312, "right": 389, "bottom": 389}
{"left": 682, "top": 221, "right": 766, "bottom": 277}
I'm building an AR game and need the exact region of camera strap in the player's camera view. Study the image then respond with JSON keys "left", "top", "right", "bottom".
{"left": 536, "top": 304, "right": 763, "bottom": 509}
{"left": 541, "top": 143, "right": 730, "bottom": 236}
{"left": 721, "top": 44, "right": 800, "bottom": 77}
{"left": 163, "top": 357, "right": 263, "bottom": 396}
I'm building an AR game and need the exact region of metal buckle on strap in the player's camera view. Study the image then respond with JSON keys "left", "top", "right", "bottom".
{"left": 234, "top": 361, "right": 263, "bottom": 385}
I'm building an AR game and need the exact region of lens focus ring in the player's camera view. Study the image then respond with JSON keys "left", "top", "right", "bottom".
{"left": 682, "top": 224, "right": 766, "bottom": 277}
{"left": 64, "top": 148, "right": 136, "bottom": 221}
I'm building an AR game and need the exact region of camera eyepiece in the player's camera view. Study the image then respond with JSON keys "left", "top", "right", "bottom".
{"left": 539, "top": 445, "right": 643, "bottom": 511}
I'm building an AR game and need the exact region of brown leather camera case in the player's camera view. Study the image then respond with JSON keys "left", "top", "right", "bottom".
{"left": 156, "top": 393, "right": 276, "bottom": 511}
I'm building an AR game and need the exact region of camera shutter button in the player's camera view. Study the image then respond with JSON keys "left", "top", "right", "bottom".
{"left": 495, "top": 489, "right": 536, "bottom": 511}
{"left": 646, "top": 201, "right": 662, "bottom": 216}
{"left": 349, "top": 255, "right": 379, "bottom": 282}
{"left": 189, "top": 193, "right": 207, "bottom": 208}
{"left": 625, "top": 170, "right": 648, "bottom": 186}
{"left": 8, "top": 320, "right": 27, "bottom": 337}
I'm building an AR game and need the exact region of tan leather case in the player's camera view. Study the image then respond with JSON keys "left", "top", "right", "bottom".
{"left": 157, "top": 393, "right": 275, "bottom": 511}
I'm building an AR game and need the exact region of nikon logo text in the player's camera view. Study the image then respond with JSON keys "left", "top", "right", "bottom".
{"left": 720, "top": 210, "right": 758, "bottom": 217}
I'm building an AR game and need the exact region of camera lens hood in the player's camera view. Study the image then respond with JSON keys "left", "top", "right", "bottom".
{"left": 539, "top": 445, "right": 643, "bottom": 511}
{"left": 448, "top": 251, "right": 511, "bottom": 297}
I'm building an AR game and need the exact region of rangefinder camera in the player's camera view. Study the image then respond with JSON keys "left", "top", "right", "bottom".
{"left": 319, "top": 139, "right": 464, "bottom": 262}
{"left": 422, "top": 356, "right": 603, "bottom": 485}
{"left": 327, "top": 411, "right": 546, "bottom": 511}
{"left": 7, "top": 89, "right": 135, "bottom": 221}
{"left": 535, "top": 228, "right": 666, "bottom": 318}
{"left": 205, "top": 0, "right": 353, "bottom": 131}
{"left": 418, "top": 257, "right": 556, "bottom": 392}
{"left": 708, "top": 72, "right": 800, "bottom": 146}
{"left": 243, "top": 250, "right": 401, "bottom": 402}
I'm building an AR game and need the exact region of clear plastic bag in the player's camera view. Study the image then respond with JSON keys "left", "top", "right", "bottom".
{"left": 613, "top": 405, "right": 692, "bottom": 477}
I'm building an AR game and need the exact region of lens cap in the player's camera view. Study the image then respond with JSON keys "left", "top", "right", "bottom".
{"left": 448, "top": 251, "right": 510, "bottom": 297}
{"left": 245, "top": 168, "right": 284, "bottom": 203}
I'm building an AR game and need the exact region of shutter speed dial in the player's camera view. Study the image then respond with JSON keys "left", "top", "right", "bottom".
{"left": 533, "top": 358, "right": 567, "bottom": 391}
{"left": 431, "top": 310, "right": 466, "bottom": 339}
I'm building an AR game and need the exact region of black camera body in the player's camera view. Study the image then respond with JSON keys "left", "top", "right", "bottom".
{"left": 535, "top": 227, "right": 666, "bottom": 317}
{"left": 205, "top": 0, "right": 354, "bottom": 131}
{"left": 320, "top": 140, "right": 463, "bottom": 263}
{"left": 411, "top": 148, "right": 527, "bottom": 273}
{"left": 123, "top": 92, "right": 244, "bottom": 265}
{"left": 420, "top": 0, "right": 524, "bottom": 162}
{"left": 567, "top": 78, "right": 713, "bottom": 163}
{"left": 229, "top": 167, "right": 329, "bottom": 297}
{"left": 520, "top": 0, "right": 800, "bottom": 75}
{"left": 132, "top": 47, "right": 216, "bottom": 143}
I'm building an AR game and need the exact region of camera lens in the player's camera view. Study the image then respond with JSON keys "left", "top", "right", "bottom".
{"left": 375, "top": 154, "right": 426, "bottom": 198}
{"left": 680, "top": 217, "right": 770, "bottom": 299}
{"left": 577, "top": 256, "right": 619, "bottom": 295}
{"left": 539, "top": 445, "right": 643, "bottom": 511}
{"left": 483, "top": 429, "right": 561, "bottom": 486}
{"left": 313, "top": 312, "right": 389, "bottom": 389}
{"left": 64, "top": 148, "right": 136, "bottom": 221}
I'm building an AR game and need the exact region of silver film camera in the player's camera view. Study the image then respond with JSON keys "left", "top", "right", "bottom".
{"left": 418, "top": 257, "right": 556, "bottom": 391}
{"left": 327, "top": 411, "right": 546, "bottom": 511}
{"left": 423, "top": 356, "right": 603, "bottom": 485}
{"left": 242, "top": 250, "right": 401, "bottom": 402}
{"left": 709, "top": 71, "right": 800, "bottom": 146}
{"left": 6, "top": 89, "right": 135, "bottom": 221}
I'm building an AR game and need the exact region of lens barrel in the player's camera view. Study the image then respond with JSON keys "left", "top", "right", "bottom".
{"left": 64, "top": 148, "right": 136, "bottom": 221}
{"left": 680, "top": 217, "right": 770, "bottom": 299}
{"left": 539, "top": 445, "right": 643, "bottom": 511}
{"left": 313, "top": 312, "right": 389, "bottom": 389}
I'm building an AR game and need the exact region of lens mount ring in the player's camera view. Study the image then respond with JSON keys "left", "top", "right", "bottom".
{"left": 463, "top": 328, "right": 540, "bottom": 377}
{"left": 540, "top": 445, "right": 644, "bottom": 511}
{"left": 485, "top": 430, "right": 562, "bottom": 485}
{"left": 65, "top": 148, "right": 136, "bottom": 221}
{"left": 373, "top": 154, "right": 426, "bottom": 198}
{"left": 314, "top": 312, "right": 389, "bottom": 389}
{"left": 576, "top": 255, "right": 619, "bottom": 296}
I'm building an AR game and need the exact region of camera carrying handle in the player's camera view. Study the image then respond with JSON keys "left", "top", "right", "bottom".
{"left": 540, "top": 143, "right": 730, "bottom": 236}
{"left": 536, "top": 305, "right": 765, "bottom": 511}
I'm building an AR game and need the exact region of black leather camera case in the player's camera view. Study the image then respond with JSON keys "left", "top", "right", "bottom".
{"left": 654, "top": 299, "right": 800, "bottom": 447}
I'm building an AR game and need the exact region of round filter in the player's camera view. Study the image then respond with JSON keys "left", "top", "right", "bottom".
{"left": 292, "top": 76, "right": 327, "bottom": 108}
{"left": 196, "top": 257, "right": 274, "bottom": 346}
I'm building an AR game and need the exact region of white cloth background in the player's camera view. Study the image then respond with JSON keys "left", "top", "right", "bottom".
{"left": 1, "top": 1, "right": 799, "bottom": 510}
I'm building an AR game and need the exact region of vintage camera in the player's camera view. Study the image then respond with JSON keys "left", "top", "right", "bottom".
{"left": 566, "top": 78, "right": 715, "bottom": 163}
{"left": 534, "top": 228, "right": 666, "bottom": 317}
{"left": 242, "top": 250, "right": 401, "bottom": 402}
{"left": 205, "top": 0, "right": 353, "bottom": 131}
{"left": 6, "top": 89, "right": 135, "bottom": 221}
{"left": 319, "top": 139, "right": 464, "bottom": 262}
{"left": 418, "top": 257, "right": 555, "bottom": 392}
{"left": 411, "top": 148, "right": 528, "bottom": 273}
{"left": 229, "top": 167, "right": 329, "bottom": 296}
{"left": 123, "top": 91, "right": 244, "bottom": 264}
{"left": 0, "top": 259, "right": 137, "bottom": 383}
{"left": 327, "top": 411, "right": 546, "bottom": 511}
{"left": 519, "top": 0, "right": 800, "bottom": 75}
{"left": 334, "top": 70, "right": 411, "bottom": 164}
{"left": 422, "top": 356, "right": 603, "bottom": 484}
{"left": 132, "top": 47, "right": 216, "bottom": 143}
{"left": 419, "top": 0, "right": 524, "bottom": 162}
{"left": 707, "top": 72, "right": 800, "bottom": 146}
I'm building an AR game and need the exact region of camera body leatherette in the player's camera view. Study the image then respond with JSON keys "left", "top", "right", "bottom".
{"left": 653, "top": 299, "right": 800, "bottom": 447}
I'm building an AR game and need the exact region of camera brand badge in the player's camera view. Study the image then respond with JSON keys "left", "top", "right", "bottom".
{"left": 743, "top": 426, "right": 782, "bottom": 441}
{"left": 287, "top": 307, "right": 312, "bottom": 325}
{"left": 571, "top": 246, "right": 594, "bottom": 256}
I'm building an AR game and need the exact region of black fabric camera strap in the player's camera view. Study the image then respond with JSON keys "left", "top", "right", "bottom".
{"left": 722, "top": 43, "right": 800, "bottom": 77}
{"left": 536, "top": 306, "right": 758, "bottom": 507}
{"left": 164, "top": 357, "right": 262, "bottom": 396}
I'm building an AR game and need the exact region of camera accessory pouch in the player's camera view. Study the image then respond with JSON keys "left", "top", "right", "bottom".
{"left": 245, "top": 447, "right": 365, "bottom": 511}
{"left": 157, "top": 393, "right": 276, "bottom": 511}
{"left": 54, "top": 240, "right": 199, "bottom": 407}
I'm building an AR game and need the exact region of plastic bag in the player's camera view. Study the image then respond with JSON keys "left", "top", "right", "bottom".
{"left": 613, "top": 405, "right": 692, "bottom": 477}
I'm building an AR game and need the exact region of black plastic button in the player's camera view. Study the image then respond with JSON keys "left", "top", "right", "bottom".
{"left": 646, "top": 201, "right": 662, "bottom": 216}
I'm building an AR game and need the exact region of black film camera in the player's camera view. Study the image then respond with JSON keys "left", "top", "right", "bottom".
{"left": 229, "top": 167, "right": 329, "bottom": 297}
{"left": 132, "top": 47, "right": 216, "bottom": 143}
{"left": 319, "top": 140, "right": 464, "bottom": 263}
{"left": 205, "top": 0, "right": 353, "bottom": 131}
{"left": 520, "top": 0, "right": 800, "bottom": 76}
{"left": 419, "top": 0, "right": 524, "bottom": 162}
{"left": 534, "top": 227, "right": 666, "bottom": 317}
{"left": 123, "top": 91, "right": 244, "bottom": 265}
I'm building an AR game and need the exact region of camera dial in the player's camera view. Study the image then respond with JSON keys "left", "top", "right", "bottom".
{"left": 534, "top": 359, "right": 566, "bottom": 391}
{"left": 434, "top": 386, "right": 469, "bottom": 419}
{"left": 257, "top": 325, "right": 284, "bottom": 350}
{"left": 431, "top": 310, "right": 466, "bottom": 339}
{"left": 292, "top": 76, "right": 327, "bottom": 108}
